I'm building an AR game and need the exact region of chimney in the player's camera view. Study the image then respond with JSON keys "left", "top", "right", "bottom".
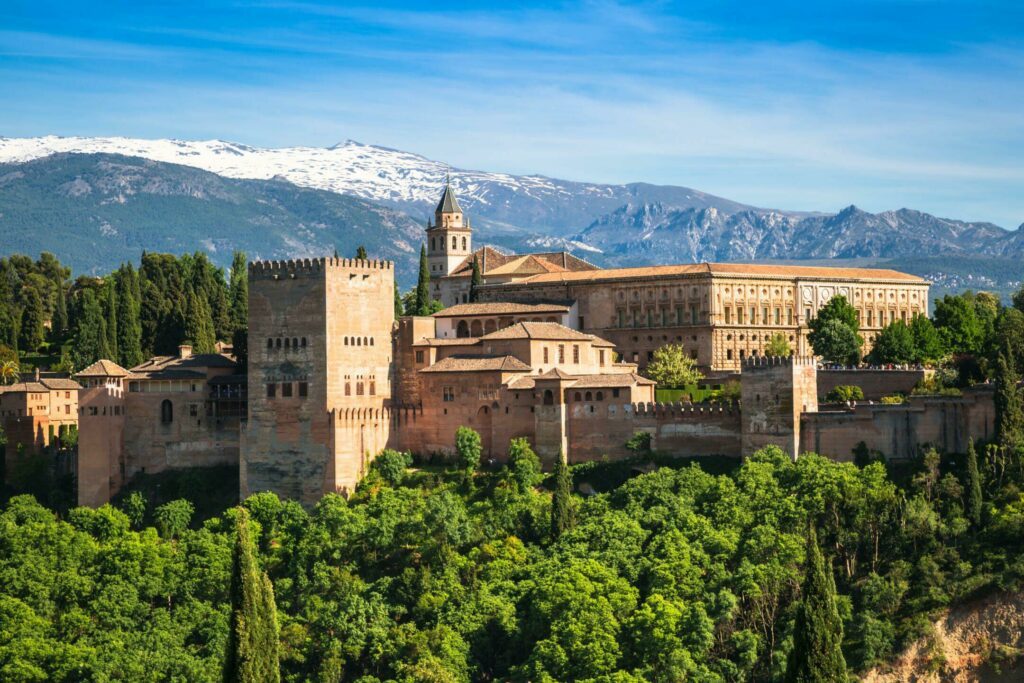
{"left": 34, "top": 367, "right": 40, "bottom": 382}
{"left": 179, "top": 344, "right": 193, "bottom": 360}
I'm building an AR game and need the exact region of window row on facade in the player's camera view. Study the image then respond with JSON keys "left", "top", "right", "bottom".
{"left": 266, "top": 381, "right": 310, "bottom": 399}
{"left": 343, "top": 336, "right": 376, "bottom": 347}
{"left": 430, "top": 235, "right": 468, "bottom": 252}
{"left": 267, "top": 336, "right": 308, "bottom": 351}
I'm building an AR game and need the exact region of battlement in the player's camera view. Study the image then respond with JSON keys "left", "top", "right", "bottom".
{"left": 629, "top": 401, "right": 739, "bottom": 418}
{"left": 249, "top": 257, "right": 394, "bottom": 280}
{"left": 743, "top": 355, "right": 816, "bottom": 369}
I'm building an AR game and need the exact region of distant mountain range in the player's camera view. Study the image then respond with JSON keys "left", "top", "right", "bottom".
{"left": 0, "top": 136, "right": 1022, "bottom": 294}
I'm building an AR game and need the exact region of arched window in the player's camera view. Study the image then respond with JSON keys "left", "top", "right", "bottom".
{"left": 344, "top": 337, "right": 349, "bottom": 346}
{"left": 543, "top": 389, "right": 554, "bottom": 405}
{"left": 596, "top": 391, "right": 604, "bottom": 401}
{"left": 160, "top": 400, "right": 173, "bottom": 424}
{"left": 470, "top": 320, "right": 483, "bottom": 336}
{"left": 363, "top": 337, "right": 368, "bottom": 346}
{"left": 284, "top": 337, "right": 290, "bottom": 348}
{"left": 585, "top": 391, "right": 593, "bottom": 401}
{"left": 301, "top": 337, "right": 307, "bottom": 347}
{"left": 357, "top": 337, "right": 362, "bottom": 346}
{"left": 456, "top": 320, "right": 470, "bottom": 338}
{"left": 461, "top": 237, "right": 467, "bottom": 250}
{"left": 369, "top": 337, "right": 374, "bottom": 346}
{"left": 574, "top": 392, "right": 582, "bottom": 401}
{"left": 266, "top": 338, "right": 273, "bottom": 349}
{"left": 275, "top": 338, "right": 282, "bottom": 349}
{"left": 452, "top": 236, "right": 458, "bottom": 250}
{"left": 345, "top": 382, "right": 351, "bottom": 396}
{"left": 292, "top": 337, "right": 298, "bottom": 348}
{"left": 431, "top": 238, "right": 435, "bottom": 251}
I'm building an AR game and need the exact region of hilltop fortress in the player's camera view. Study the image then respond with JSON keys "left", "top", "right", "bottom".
{"left": 77, "top": 181, "right": 994, "bottom": 507}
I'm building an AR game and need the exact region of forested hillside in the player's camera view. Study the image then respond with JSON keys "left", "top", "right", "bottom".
{"left": 3, "top": 439, "right": 1024, "bottom": 681}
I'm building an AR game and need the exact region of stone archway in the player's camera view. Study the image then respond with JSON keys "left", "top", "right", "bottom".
{"left": 470, "top": 319, "right": 483, "bottom": 336}
{"left": 456, "top": 320, "right": 470, "bottom": 337}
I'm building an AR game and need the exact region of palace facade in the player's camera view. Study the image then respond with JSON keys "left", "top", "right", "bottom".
{"left": 77, "top": 179, "right": 984, "bottom": 510}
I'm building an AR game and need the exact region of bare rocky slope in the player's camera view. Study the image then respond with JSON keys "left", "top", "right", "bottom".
{"left": 863, "top": 590, "right": 1024, "bottom": 682}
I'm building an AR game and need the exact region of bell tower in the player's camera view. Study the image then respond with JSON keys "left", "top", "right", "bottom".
{"left": 426, "top": 173, "right": 472, "bottom": 278}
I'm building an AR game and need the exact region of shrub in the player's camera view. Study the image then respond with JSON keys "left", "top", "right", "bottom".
{"left": 371, "top": 449, "right": 414, "bottom": 486}
{"left": 880, "top": 395, "right": 906, "bottom": 405}
{"left": 825, "top": 385, "right": 864, "bottom": 403}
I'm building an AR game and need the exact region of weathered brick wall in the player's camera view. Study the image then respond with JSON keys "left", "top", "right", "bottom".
{"left": 741, "top": 356, "right": 817, "bottom": 458}
{"left": 801, "top": 386, "right": 996, "bottom": 461}
{"left": 818, "top": 369, "right": 929, "bottom": 401}
{"left": 567, "top": 401, "right": 741, "bottom": 462}
{"left": 77, "top": 383, "right": 126, "bottom": 507}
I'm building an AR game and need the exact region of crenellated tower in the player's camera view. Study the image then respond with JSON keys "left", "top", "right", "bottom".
{"left": 426, "top": 173, "right": 472, "bottom": 278}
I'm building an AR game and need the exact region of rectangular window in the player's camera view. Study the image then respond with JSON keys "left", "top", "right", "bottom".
{"left": 762, "top": 307, "right": 769, "bottom": 325}
{"left": 612, "top": 388, "right": 620, "bottom": 398}
{"left": 805, "top": 308, "right": 812, "bottom": 322}
{"left": 738, "top": 307, "right": 745, "bottom": 324}
{"left": 415, "top": 350, "right": 424, "bottom": 363}
{"left": 750, "top": 307, "right": 757, "bottom": 324}
{"left": 579, "top": 316, "right": 585, "bottom": 329}
{"left": 774, "top": 308, "right": 781, "bottom": 325}
{"left": 889, "top": 310, "right": 896, "bottom": 324}
{"left": 690, "top": 305, "right": 699, "bottom": 324}
{"left": 282, "top": 382, "right": 293, "bottom": 398}
{"left": 298, "top": 382, "right": 308, "bottom": 397}
{"left": 443, "top": 386, "right": 455, "bottom": 402}
{"left": 724, "top": 307, "right": 732, "bottom": 324}
{"left": 676, "top": 306, "right": 684, "bottom": 324}
{"left": 543, "top": 347, "right": 549, "bottom": 364}
{"left": 599, "top": 350, "right": 606, "bottom": 366}
{"left": 369, "top": 381, "right": 376, "bottom": 396}
{"left": 727, "top": 349, "right": 733, "bottom": 360}
{"left": 345, "top": 382, "right": 351, "bottom": 396}
{"left": 356, "top": 382, "right": 364, "bottom": 396}
{"left": 787, "top": 308, "right": 793, "bottom": 325}
{"left": 617, "top": 310, "right": 625, "bottom": 327}
{"left": 267, "top": 383, "right": 276, "bottom": 398}
{"left": 572, "top": 345, "right": 579, "bottom": 364}
{"left": 647, "top": 310, "right": 654, "bottom": 327}
{"left": 867, "top": 310, "right": 874, "bottom": 326}
{"left": 558, "top": 345, "right": 565, "bottom": 363}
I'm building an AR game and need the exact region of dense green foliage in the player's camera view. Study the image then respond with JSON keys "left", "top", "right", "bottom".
{"left": 808, "top": 296, "right": 863, "bottom": 365}
{"left": 0, "top": 250, "right": 248, "bottom": 373}
{"left": 765, "top": 333, "right": 792, "bottom": 357}
{"left": 824, "top": 385, "right": 864, "bottom": 403}
{"left": 6, "top": 436, "right": 1024, "bottom": 681}
{"left": 868, "top": 320, "right": 916, "bottom": 365}
{"left": 645, "top": 343, "right": 704, "bottom": 388}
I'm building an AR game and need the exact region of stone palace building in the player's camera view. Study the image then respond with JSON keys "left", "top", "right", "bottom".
{"left": 76, "top": 179, "right": 994, "bottom": 508}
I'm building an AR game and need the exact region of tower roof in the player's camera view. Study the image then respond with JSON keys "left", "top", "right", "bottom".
{"left": 435, "top": 177, "right": 462, "bottom": 215}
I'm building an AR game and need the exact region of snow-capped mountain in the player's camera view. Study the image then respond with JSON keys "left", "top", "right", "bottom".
{"left": 0, "top": 135, "right": 760, "bottom": 235}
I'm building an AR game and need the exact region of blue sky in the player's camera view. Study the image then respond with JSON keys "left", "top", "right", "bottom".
{"left": 2, "top": 1, "right": 1023, "bottom": 228}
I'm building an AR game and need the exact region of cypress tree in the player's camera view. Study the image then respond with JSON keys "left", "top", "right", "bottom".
{"left": 469, "top": 255, "right": 482, "bottom": 303}
{"left": 229, "top": 252, "right": 248, "bottom": 333}
{"left": 995, "top": 352, "right": 1024, "bottom": 453}
{"left": 394, "top": 280, "right": 403, "bottom": 320}
{"left": 966, "top": 438, "right": 983, "bottom": 528}
{"left": 18, "top": 286, "right": 45, "bottom": 353}
{"left": 105, "top": 280, "right": 119, "bottom": 364}
{"left": 116, "top": 266, "right": 144, "bottom": 368}
{"left": 73, "top": 289, "right": 111, "bottom": 369}
{"left": 415, "top": 244, "right": 431, "bottom": 315}
{"left": 550, "top": 453, "right": 574, "bottom": 540}
{"left": 224, "top": 508, "right": 280, "bottom": 683}
{"left": 784, "top": 525, "right": 847, "bottom": 683}
{"left": 51, "top": 280, "right": 68, "bottom": 344}
{"left": 355, "top": 245, "right": 368, "bottom": 260}
{"left": 185, "top": 290, "right": 217, "bottom": 354}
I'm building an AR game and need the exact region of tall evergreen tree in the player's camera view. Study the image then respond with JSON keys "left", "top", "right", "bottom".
{"left": 73, "top": 289, "right": 111, "bottom": 369}
{"left": 18, "top": 285, "right": 45, "bottom": 353}
{"left": 184, "top": 290, "right": 217, "bottom": 354}
{"left": 469, "top": 256, "right": 482, "bottom": 303}
{"left": 394, "top": 280, "right": 403, "bottom": 320}
{"left": 105, "top": 280, "right": 119, "bottom": 364}
{"left": 415, "top": 244, "right": 431, "bottom": 315}
{"left": 355, "top": 245, "right": 368, "bottom": 260}
{"left": 51, "top": 280, "right": 68, "bottom": 344}
{"left": 550, "top": 453, "right": 574, "bottom": 540}
{"left": 229, "top": 252, "right": 248, "bottom": 333}
{"left": 784, "top": 525, "right": 847, "bottom": 683}
{"left": 224, "top": 508, "right": 281, "bottom": 683}
{"left": 994, "top": 352, "right": 1024, "bottom": 453}
{"left": 116, "top": 266, "right": 144, "bottom": 368}
{"left": 966, "top": 438, "right": 983, "bottom": 528}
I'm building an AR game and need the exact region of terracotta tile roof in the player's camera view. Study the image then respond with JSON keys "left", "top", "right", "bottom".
{"left": 480, "top": 321, "right": 595, "bottom": 341}
{"left": 39, "top": 378, "right": 82, "bottom": 390}
{"left": 128, "top": 353, "right": 237, "bottom": 380}
{"left": 75, "top": 359, "right": 131, "bottom": 378}
{"left": 447, "top": 247, "right": 598, "bottom": 278}
{"left": 420, "top": 355, "right": 532, "bottom": 373}
{"left": 507, "top": 371, "right": 653, "bottom": 390}
{"left": 536, "top": 367, "right": 575, "bottom": 380}
{"left": 433, "top": 301, "right": 572, "bottom": 317}
{"left": 412, "top": 337, "right": 482, "bottom": 347}
{"left": 502, "top": 262, "right": 926, "bottom": 285}
{"left": 0, "top": 381, "right": 49, "bottom": 393}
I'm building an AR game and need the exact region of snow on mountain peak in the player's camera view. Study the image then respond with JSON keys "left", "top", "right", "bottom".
{"left": 0, "top": 135, "right": 539, "bottom": 207}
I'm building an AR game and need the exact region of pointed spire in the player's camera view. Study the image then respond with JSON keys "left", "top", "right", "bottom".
{"left": 435, "top": 170, "right": 462, "bottom": 215}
